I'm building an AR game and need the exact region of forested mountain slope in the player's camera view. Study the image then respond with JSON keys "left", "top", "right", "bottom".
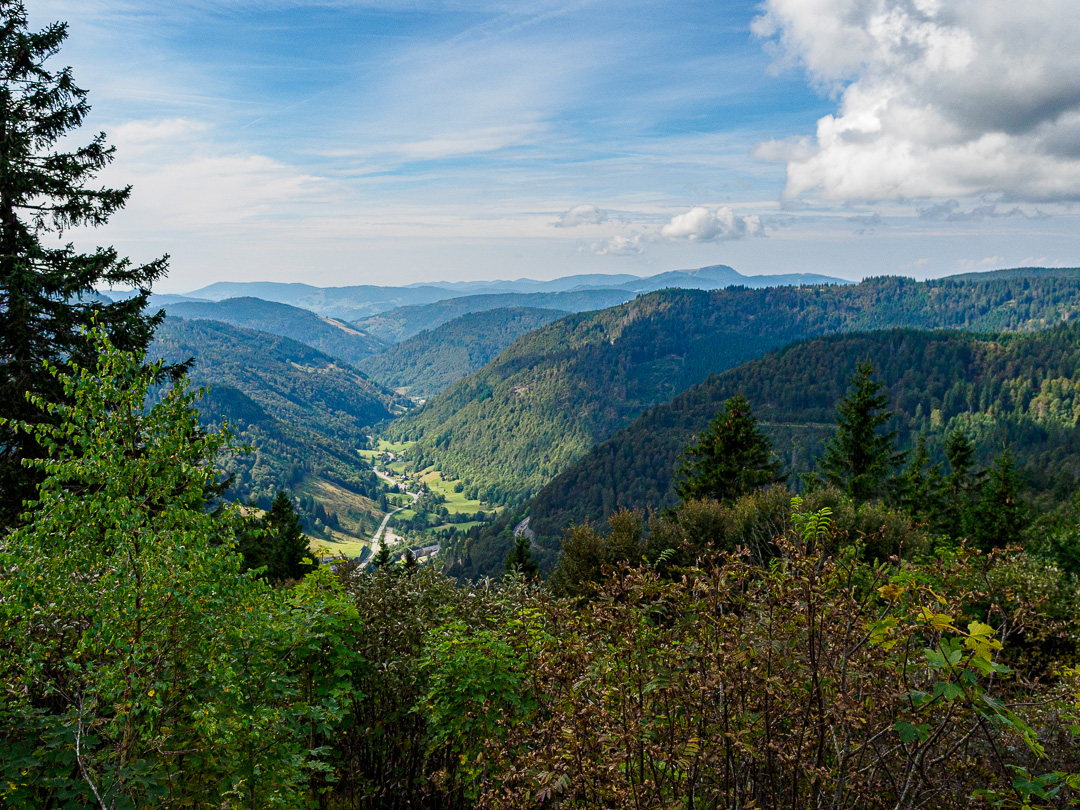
{"left": 358, "top": 307, "right": 568, "bottom": 398}
{"left": 353, "top": 288, "right": 634, "bottom": 343}
{"left": 448, "top": 324, "right": 1080, "bottom": 578}
{"left": 386, "top": 272, "right": 1080, "bottom": 506}
{"left": 159, "top": 296, "right": 386, "bottom": 367}
{"left": 151, "top": 318, "right": 410, "bottom": 532}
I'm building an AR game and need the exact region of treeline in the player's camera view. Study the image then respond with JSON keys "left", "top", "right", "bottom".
{"left": 386, "top": 273, "right": 1080, "bottom": 506}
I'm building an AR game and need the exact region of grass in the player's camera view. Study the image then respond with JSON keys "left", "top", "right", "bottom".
{"left": 298, "top": 478, "right": 382, "bottom": 559}
{"left": 376, "top": 439, "right": 414, "bottom": 454}
{"left": 309, "top": 530, "right": 369, "bottom": 560}
{"left": 420, "top": 468, "right": 488, "bottom": 516}
{"left": 428, "top": 520, "right": 484, "bottom": 533}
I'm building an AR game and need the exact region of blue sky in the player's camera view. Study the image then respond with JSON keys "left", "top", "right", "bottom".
{"left": 33, "top": 0, "right": 1080, "bottom": 292}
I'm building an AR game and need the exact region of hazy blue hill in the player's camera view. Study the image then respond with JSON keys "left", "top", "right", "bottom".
{"left": 385, "top": 272, "right": 1080, "bottom": 508}
{"left": 353, "top": 289, "right": 634, "bottom": 343}
{"left": 358, "top": 307, "right": 568, "bottom": 398}
{"left": 182, "top": 264, "right": 851, "bottom": 325}
{"left": 511, "top": 324, "right": 1080, "bottom": 569}
{"left": 616, "top": 264, "right": 846, "bottom": 292}
{"left": 185, "top": 281, "right": 459, "bottom": 321}
{"left": 151, "top": 318, "right": 411, "bottom": 530}
{"left": 158, "top": 296, "right": 386, "bottom": 367}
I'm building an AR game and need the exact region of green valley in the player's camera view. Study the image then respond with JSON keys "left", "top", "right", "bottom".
{"left": 383, "top": 271, "right": 1080, "bottom": 507}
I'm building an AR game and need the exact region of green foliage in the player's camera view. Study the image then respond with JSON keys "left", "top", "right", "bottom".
{"left": 548, "top": 510, "right": 647, "bottom": 598}
{"left": 0, "top": 330, "right": 343, "bottom": 807}
{"left": 477, "top": 510, "right": 1080, "bottom": 810}
{"left": 674, "top": 393, "right": 782, "bottom": 503}
{"left": 239, "top": 490, "right": 313, "bottom": 583}
{"left": 0, "top": 1, "right": 168, "bottom": 522}
{"left": 521, "top": 325, "right": 1080, "bottom": 573}
{"left": 503, "top": 534, "right": 539, "bottom": 580}
{"left": 389, "top": 273, "right": 1080, "bottom": 510}
{"left": 819, "top": 359, "right": 905, "bottom": 500}
{"left": 969, "top": 448, "right": 1028, "bottom": 549}
{"left": 359, "top": 307, "right": 567, "bottom": 398}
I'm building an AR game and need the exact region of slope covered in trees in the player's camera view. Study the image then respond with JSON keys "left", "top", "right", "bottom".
{"left": 520, "top": 324, "right": 1080, "bottom": 558}
{"left": 151, "top": 318, "right": 409, "bottom": 533}
{"left": 158, "top": 296, "right": 386, "bottom": 367}
{"left": 385, "top": 272, "right": 1080, "bottom": 506}
{"left": 353, "top": 288, "right": 634, "bottom": 343}
{"left": 358, "top": 307, "right": 568, "bottom": 398}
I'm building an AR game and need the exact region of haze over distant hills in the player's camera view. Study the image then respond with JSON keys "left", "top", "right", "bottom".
{"left": 180, "top": 264, "right": 850, "bottom": 322}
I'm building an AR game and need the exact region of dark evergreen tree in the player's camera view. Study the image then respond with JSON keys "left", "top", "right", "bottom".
{"left": 239, "top": 491, "right": 310, "bottom": 583}
{"left": 372, "top": 543, "right": 392, "bottom": 570}
{"left": 969, "top": 448, "right": 1026, "bottom": 549}
{"left": 895, "top": 433, "right": 945, "bottom": 527}
{"left": 819, "top": 360, "right": 905, "bottom": 501}
{"left": 503, "top": 534, "right": 539, "bottom": 579}
{"left": 0, "top": 1, "right": 167, "bottom": 522}
{"left": 674, "top": 394, "right": 782, "bottom": 505}
{"left": 943, "top": 427, "right": 977, "bottom": 530}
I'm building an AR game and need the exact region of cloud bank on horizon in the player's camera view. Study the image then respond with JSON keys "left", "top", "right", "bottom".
{"left": 30, "top": 0, "right": 1080, "bottom": 288}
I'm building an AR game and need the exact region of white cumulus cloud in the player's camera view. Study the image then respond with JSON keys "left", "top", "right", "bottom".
{"left": 587, "top": 233, "right": 644, "bottom": 256}
{"left": 661, "top": 206, "right": 763, "bottom": 242}
{"left": 753, "top": 0, "right": 1080, "bottom": 202}
{"left": 555, "top": 203, "right": 608, "bottom": 228}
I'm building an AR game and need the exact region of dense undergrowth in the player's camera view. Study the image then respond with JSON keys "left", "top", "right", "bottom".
{"left": 2, "top": 336, "right": 1079, "bottom": 808}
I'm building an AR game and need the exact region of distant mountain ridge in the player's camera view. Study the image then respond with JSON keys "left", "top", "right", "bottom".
{"left": 352, "top": 289, "right": 632, "bottom": 343}
{"left": 154, "top": 296, "right": 386, "bottom": 367}
{"left": 180, "top": 264, "right": 851, "bottom": 322}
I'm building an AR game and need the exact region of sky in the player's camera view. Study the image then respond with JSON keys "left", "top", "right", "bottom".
{"left": 30, "top": 0, "right": 1080, "bottom": 292}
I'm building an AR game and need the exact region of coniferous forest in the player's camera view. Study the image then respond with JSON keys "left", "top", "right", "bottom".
{"left": 2, "top": 4, "right": 1080, "bottom": 809}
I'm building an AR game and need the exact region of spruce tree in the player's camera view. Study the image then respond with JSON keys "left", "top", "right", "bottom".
{"left": 0, "top": 1, "right": 167, "bottom": 521}
{"left": 896, "top": 433, "right": 945, "bottom": 527}
{"left": 819, "top": 360, "right": 905, "bottom": 501}
{"left": 943, "top": 427, "right": 977, "bottom": 530}
{"left": 504, "top": 534, "right": 540, "bottom": 579}
{"left": 969, "top": 448, "right": 1026, "bottom": 549}
{"left": 675, "top": 394, "right": 782, "bottom": 505}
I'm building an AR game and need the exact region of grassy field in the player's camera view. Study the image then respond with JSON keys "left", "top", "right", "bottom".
{"left": 309, "top": 530, "right": 369, "bottom": 559}
{"left": 299, "top": 479, "right": 381, "bottom": 558}
{"left": 428, "top": 520, "right": 485, "bottom": 534}
{"left": 420, "top": 468, "right": 488, "bottom": 515}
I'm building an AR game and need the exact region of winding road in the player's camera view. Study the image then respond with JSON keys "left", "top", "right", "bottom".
{"left": 364, "top": 467, "right": 420, "bottom": 566}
